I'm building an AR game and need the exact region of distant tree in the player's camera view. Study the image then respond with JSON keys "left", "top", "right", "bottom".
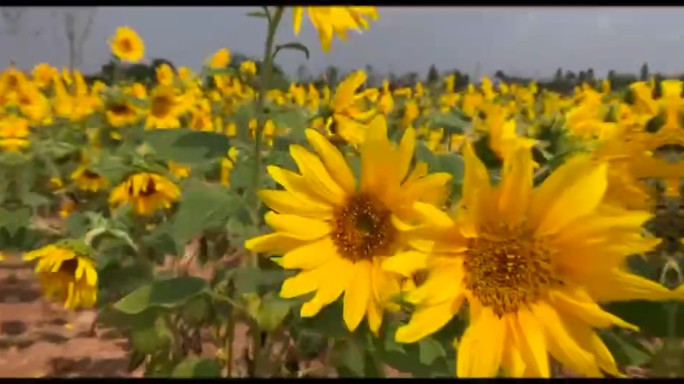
{"left": 296, "top": 64, "right": 311, "bottom": 82}
{"left": 587, "top": 68, "right": 595, "bottom": 82}
{"left": 607, "top": 69, "right": 617, "bottom": 82}
{"left": 60, "top": 8, "right": 97, "bottom": 71}
{"left": 578, "top": 70, "right": 587, "bottom": 84}
{"left": 494, "top": 69, "right": 507, "bottom": 82}
{"left": 564, "top": 70, "right": 577, "bottom": 82}
{"left": 324, "top": 65, "right": 339, "bottom": 87}
{"left": 406, "top": 71, "right": 419, "bottom": 86}
{"left": 640, "top": 62, "right": 649, "bottom": 81}
{"left": 554, "top": 68, "right": 563, "bottom": 82}
{"left": 365, "top": 64, "right": 379, "bottom": 87}
{"left": 426, "top": 64, "right": 439, "bottom": 84}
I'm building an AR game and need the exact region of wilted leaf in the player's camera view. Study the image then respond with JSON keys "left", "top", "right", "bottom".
{"left": 274, "top": 42, "right": 310, "bottom": 61}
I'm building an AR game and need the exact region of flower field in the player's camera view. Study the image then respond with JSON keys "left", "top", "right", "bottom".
{"left": 3, "top": 6, "right": 684, "bottom": 378}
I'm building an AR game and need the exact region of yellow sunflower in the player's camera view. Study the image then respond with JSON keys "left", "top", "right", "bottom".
{"left": 0, "top": 114, "right": 30, "bottom": 151}
{"left": 292, "top": 6, "right": 379, "bottom": 52}
{"left": 109, "top": 172, "right": 181, "bottom": 216}
{"left": 23, "top": 242, "right": 98, "bottom": 310}
{"left": 145, "top": 86, "right": 181, "bottom": 129}
{"left": 167, "top": 161, "right": 191, "bottom": 179}
{"left": 71, "top": 166, "right": 109, "bottom": 192}
{"left": 245, "top": 115, "right": 451, "bottom": 334}
{"left": 325, "top": 70, "right": 376, "bottom": 146}
{"left": 109, "top": 26, "right": 145, "bottom": 63}
{"left": 208, "top": 48, "right": 231, "bottom": 69}
{"left": 105, "top": 99, "right": 140, "bottom": 128}
{"left": 385, "top": 142, "right": 673, "bottom": 377}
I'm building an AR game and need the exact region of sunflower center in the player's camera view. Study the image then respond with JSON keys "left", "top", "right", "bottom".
{"left": 331, "top": 193, "right": 397, "bottom": 262}
{"left": 119, "top": 38, "right": 133, "bottom": 52}
{"left": 109, "top": 103, "right": 133, "bottom": 115}
{"left": 82, "top": 169, "right": 101, "bottom": 180}
{"left": 59, "top": 258, "right": 79, "bottom": 276}
{"left": 151, "top": 95, "right": 173, "bottom": 117}
{"left": 139, "top": 177, "right": 158, "bottom": 197}
{"left": 463, "top": 224, "right": 558, "bottom": 317}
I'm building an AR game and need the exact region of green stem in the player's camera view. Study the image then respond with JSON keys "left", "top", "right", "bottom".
{"left": 251, "top": 6, "right": 285, "bottom": 216}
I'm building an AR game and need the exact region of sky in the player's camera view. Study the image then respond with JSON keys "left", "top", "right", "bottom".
{"left": 1, "top": 6, "right": 684, "bottom": 80}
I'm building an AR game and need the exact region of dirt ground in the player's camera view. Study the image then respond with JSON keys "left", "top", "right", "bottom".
{"left": 0, "top": 257, "right": 137, "bottom": 378}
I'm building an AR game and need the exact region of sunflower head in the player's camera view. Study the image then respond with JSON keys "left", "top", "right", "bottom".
{"left": 23, "top": 240, "right": 97, "bottom": 310}
{"left": 71, "top": 165, "right": 109, "bottom": 192}
{"left": 109, "top": 26, "right": 145, "bottom": 63}
{"left": 246, "top": 115, "right": 451, "bottom": 334}
{"left": 0, "top": 114, "right": 30, "bottom": 151}
{"left": 106, "top": 99, "right": 140, "bottom": 127}
{"left": 109, "top": 172, "right": 181, "bottom": 216}
{"left": 146, "top": 86, "right": 181, "bottom": 129}
{"left": 388, "top": 142, "right": 672, "bottom": 378}
{"left": 208, "top": 48, "right": 231, "bottom": 69}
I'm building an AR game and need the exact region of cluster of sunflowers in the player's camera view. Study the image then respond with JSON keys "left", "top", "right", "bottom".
{"left": 2, "top": 5, "right": 684, "bottom": 378}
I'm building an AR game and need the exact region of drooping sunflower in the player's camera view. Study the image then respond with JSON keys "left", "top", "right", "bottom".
{"left": 292, "top": 6, "right": 379, "bottom": 52}
{"left": 385, "top": 142, "right": 673, "bottom": 377}
{"left": 109, "top": 26, "right": 145, "bottom": 63}
{"left": 71, "top": 166, "right": 109, "bottom": 192}
{"left": 245, "top": 115, "right": 451, "bottom": 334}
{"left": 23, "top": 241, "right": 98, "bottom": 310}
{"left": 145, "top": 86, "right": 181, "bottom": 129}
{"left": 109, "top": 172, "right": 181, "bottom": 216}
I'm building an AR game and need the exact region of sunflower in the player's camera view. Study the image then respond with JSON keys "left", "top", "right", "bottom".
{"left": 167, "top": 161, "right": 191, "bottom": 179}
{"left": 385, "top": 142, "right": 673, "bottom": 377}
{"left": 145, "top": 86, "right": 181, "bottom": 129}
{"left": 208, "top": 48, "right": 231, "bottom": 69}
{"left": 292, "top": 6, "right": 379, "bottom": 52}
{"left": 0, "top": 114, "right": 30, "bottom": 151}
{"left": 31, "top": 63, "right": 59, "bottom": 89}
{"left": 105, "top": 99, "right": 140, "bottom": 128}
{"left": 109, "top": 26, "right": 145, "bottom": 63}
{"left": 324, "top": 70, "right": 376, "bottom": 145}
{"left": 23, "top": 242, "right": 97, "bottom": 310}
{"left": 245, "top": 115, "right": 451, "bottom": 334}
{"left": 109, "top": 172, "right": 181, "bottom": 216}
{"left": 71, "top": 166, "right": 109, "bottom": 192}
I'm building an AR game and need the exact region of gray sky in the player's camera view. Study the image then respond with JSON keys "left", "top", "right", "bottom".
{"left": 2, "top": 6, "right": 684, "bottom": 79}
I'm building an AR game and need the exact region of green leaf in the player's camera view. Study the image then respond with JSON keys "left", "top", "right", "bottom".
{"left": 130, "top": 316, "right": 172, "bottom": 354}
{"left": 0, "top": 206, "right": 31, "bottom": 237}
{"left": 255, "top": 292, "right": 293, "bottom": 332}
{"left": 113, "top": 276, "right": 208, "bottom": 314}
{"left": 599, "top": 329, "right": 652, "bottom": 367}
{"left": 182, "top": 295, "right": 210, "bottom": 325}
{"left": 230, "top": 267, "right": 289, "bottom": 296}
{"left": 65, "top": 212, "right": 91, "bottom": 238}
{"left": 128, "top": 350, "right": 147, "bottom": 372}
{"left": 21, "top": 192, "right": 51, "bottom": 208}
{"left": 603, "top": 301, "right": 679, "bottom": 338}
{"left": 98, "top": 260, "right": 155, "bottom": 304}
{"left": 172, "top": 357, "right": 221, "bottom": 378}
{"left": 274, "top": 42, "right": 310, "bottom": 61}
{"left": 418, "top": 337, "right": 446, "bottom": 366}
{"left": 170, "top": 181, "right": 239, "bottom": 253}
{"left": 145, "top": 129, "right": 231, "bottom": 164}
{"left": 332, "top": 338, "right": 365, "bottom": 377}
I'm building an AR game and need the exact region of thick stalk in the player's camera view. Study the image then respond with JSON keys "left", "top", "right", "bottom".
{"left": 251, "top": 6, "right": 285, "bottom": 215}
